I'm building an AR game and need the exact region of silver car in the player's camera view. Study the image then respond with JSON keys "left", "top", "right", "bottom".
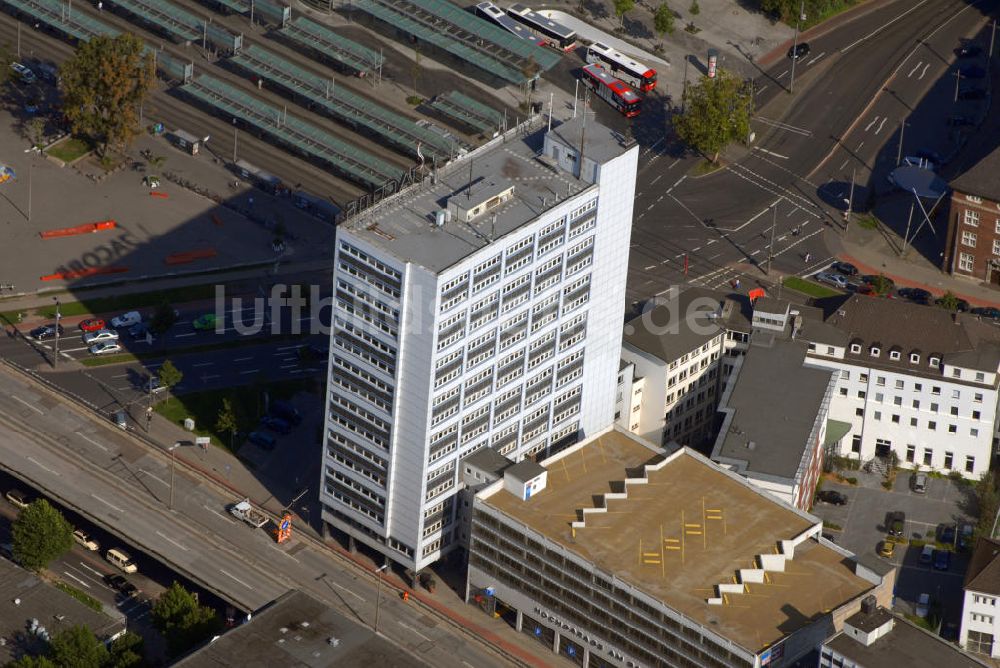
{"left": 83, "top": 328, "right": 120, "bottom": 344}
{"left": 815, "top": 272, "right": 848, "bottom": 289}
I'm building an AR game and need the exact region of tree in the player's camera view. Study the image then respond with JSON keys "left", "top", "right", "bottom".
{"left": 107, "top": 631, "right": 146, "bottom": 668}
{"left": 49, "top": 625, "right": 109, "bottom": 668}
{"left": 975, "top": 471, "right": 1000, "bottom": 544}
{"left": 674, "top": 69, "right": 753, "bottom": 163}
{"left": 12, "top": 499, "right": 73, "bottom": 571}
{"left": 158, "top": 360, "right": 183, "bottom": 391}
{"left": 519, "top": 56, "right": 541, "bottom": 112}
{"left": 27, "top": 117, "right": 46, "bottom": 150}
{"left": 215, "top": 398, "right": 240, "bottom": 450}
{"left": 6, "top": 656, "right": 57, "bottom": 668}
{"left": 689, "top": 0, "right": 700, "bottom": 15}
{"left": 654, "top": 4, "right": 676, "bottom": 41}
{"left": 937, "top": 291, "right": 960, "bottom": 311}
{"left": 149, "top": 302, "right": 178, "bottom": 335}
{"left": 869, "top": 274, "right": 893, "bottom": 297}
{"left": 151, "top": 582, "right": 223, "bottom": 657}
{"left": 0, "top": 43, "right": 13, "bottom": 86}
{"left": 59, "top": 33, "right": 155, "bottom": 156}
{"left": 613, "top": 0, "right": 634, "bottom": 28}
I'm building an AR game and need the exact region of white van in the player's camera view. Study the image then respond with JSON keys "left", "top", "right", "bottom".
{"left": 105, "top": 547, "right": 138, "bottom": 574}
{"left": 920, "top": 544, "right": 934, "bottom": 564}
{"left": 110, "top": 311, "right": 142, "bottom": 329}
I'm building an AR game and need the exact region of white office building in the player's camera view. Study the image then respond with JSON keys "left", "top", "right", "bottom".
{"left": 960, "top": 537, "right": 1000, "bottom": 657}
{"left": 321, "top": 117, "right": 639, "bottom": 572}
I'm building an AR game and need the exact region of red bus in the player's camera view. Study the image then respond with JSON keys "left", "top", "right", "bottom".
{"left": 581, "top": 64, "right": 641, "bottom": 117}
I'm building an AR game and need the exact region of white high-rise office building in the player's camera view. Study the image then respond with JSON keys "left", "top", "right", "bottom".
{"left": 320, "top": 118, "right": 638, "bottom": 572}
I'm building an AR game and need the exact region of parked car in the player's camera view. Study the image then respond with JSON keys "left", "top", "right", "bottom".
{"left": 972, "top": 306, "right": 1000, "bottom": 320}
{"left": 787, "top": 42, "right": 810, "bottom": 60}
{"left": 128, "top": 322, "right": 150, "bottom": 340}
{"left": 959, "top": 524, "right": 974, "bottom": 551}
{"left": 956, "top": 44, "right": 983, "bottom": 57}
{"left": 270, "top": 400, "right": 302, "bottom": 425}
{"left": 5, "top": 489, "right": 33, "bottom": 509}
{"left": 933, "top": 549, "right": 951, "bottom": 571}
{"left": 79, "top": 318, "right": 105, "bottom": 332}
{"left": 83, "top": 329, "right": 119, "bottom": 344}
{"left": 911, "top": 472, "right": 927, "bottom": 494}
{"left": 816, "top": 490, "right": 848, "bottom": 505}
{"left": 916, "top": 592, "right": 930, "bottom": 617}
{"left": 72, "top": 530, "right": 99, "bottom": 551}
{"left": 815, "top": 272, "right": 849, "bottom": 289}
{"left": 831, "top": 261, "right": 858, "bottom": 276}
{"left": 886, "top": 511, "right": 905, "bottom": 537}
{"left": 89, "top": 341, "right": 122, "bottom": 355}
{"left": 961, "top": 65, "right": 987, "bottom": 79}
{"left": 958, "top": 88, "right": 986, "bottom": 101}
{"left": 29, "top": 324, "right": 63, "bottom": 340}
{"left": 10, "top": 62, "right": 36, "bottom": 84}
{"left": 104, "top": 574, "right": 138, "bottom": 597}
{"left": 110, "top": 311, "right": 142, "bottom": 329}
{"left": 261, "top": 416, "right": 292, "bottom": 435}
{"left": 898, "top": 287, "right": 932, "bottom": 304}
{"left": 878, "top": 539, "right": 895, "bottom": 559}
{"left": 105, "top": 547, "right": 138, "bottom": 574}
{"left": 248, "top": 431, "right": 276, "bottom": 450}
{"left": 146, "top": 376, "right": 162, "bottom": 394}
{"left": 861, "top": 274, "right": 896, "bottom": 291}
{"left": 920, "top": 544, "right": 934, "bottom": 564}
{"left": 192, "top": 314, "right": 217, "bottom": 331}
{"left": 939, "top": 524, "right": 956, "bottom": 545}
{"left": 947, "top": 115, "right": 974, "bottom": 127}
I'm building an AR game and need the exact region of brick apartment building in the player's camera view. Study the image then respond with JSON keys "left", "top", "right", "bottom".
{"left": 943, "top": 149, "right": 1000, "bottom": 284}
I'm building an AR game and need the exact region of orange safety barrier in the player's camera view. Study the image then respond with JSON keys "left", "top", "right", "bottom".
{"left": 150, "top": 191, "right": 168, "bottom": 198}
{"left": 39, "top": 220, "right": 117, "bottom": 239}
{"left": 40, "top": 266, "right": 128, "bottom": 281}
{"left": 165, "top": 248, "right": 218, "bottom": 265}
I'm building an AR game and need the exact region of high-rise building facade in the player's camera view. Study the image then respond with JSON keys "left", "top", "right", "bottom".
{"left": 321, "top": 118, "right": 639, "bottom": 572}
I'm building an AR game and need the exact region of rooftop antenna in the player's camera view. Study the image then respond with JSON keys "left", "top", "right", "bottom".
{"left": 577, "top": 89, "right": 590, "bottom": 180}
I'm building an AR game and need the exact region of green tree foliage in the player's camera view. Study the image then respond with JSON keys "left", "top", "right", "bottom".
{"left": 936, "top": 291, "right": 960, "bottom": 311}
{"left": 215, "top": 398, "right": 241, "bottom": 450}
{"left": 49, "top": 625, "right": 109, "bottom": 668}
{"left": 757, "top": 0, "right": 859, "bottom": 24}
{"left": 107, "top": 631, "right": 146, "bottom": 668}
{"left": 689, "top": 0, "right": 699, "bottom": 15}
{"left": 869, "top": 275, "right": 893, "bottom": 297}
{"left": 12, "top": 499, "right": 73, "bottom": 571}
{"left": 158, "top": 360, "right": 183, "bottom": 391}
{"left": 654, "top": 4, "right": 675, "bottom": 39}
{"left": 674, "top": 69, "right": 753, "bottom": 163}
{"left": 151, "top": 582, "right": 223, "bottom": 657}
{"left": 975, "top": 471, "right": 1000, "bottom": 544}
{"left": 59, "top": 34, "right": 155, "bottom": 156}
{"left": 613, "top": 0, "right": 634, "bottom": 27}
{"left": 6, "top": 656, "right": 57, "bottom": 668}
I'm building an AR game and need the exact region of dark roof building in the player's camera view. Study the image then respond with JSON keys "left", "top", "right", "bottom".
{"left": 965, "top": 537, "right": 1000, "bottom": 595}
{"left": 174, "top": 590, "right": 427, "bottom": 668}
{"left": 942, "top": 146, "right": 1000, "bottom": 284}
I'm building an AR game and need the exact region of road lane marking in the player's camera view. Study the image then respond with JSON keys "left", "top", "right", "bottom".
{"left": 327, "top": 579, "right": 365, "bottom": 602}
{"left": 233, "top": 357, "right": 254, "bottom": 362}
{"left": 907, "top": 61, "right": 923, "bottom": 78}
{"left": 806, "top": 51, "right": 825, "bottom": 65}
{"left": 918, "top": 63, "right": 930, "bottom": 80}
{"left": 268, "top": 543, "right": 299, "bottom": 562}
{"left": 276, "top": 345, "right": 301, "bottom": 351}
{"left": 841, "top": 0, "right": 929, "bottom": 53}
{"left": 12, "top": 396, "right": 43, "bottom": 415}
{"left": 204, "top": 504, "right": 237, "bottom": 522}
{"left": 777, "top": 69, "right": 788, "bottom": 78}
{"left": 140, "top": 470, "right": 169, "bottom": 487}
{"left": 200, "top": 374, "right": 221, "bottom": 381}
{"left": 78, "top": 562, "right": 106, "bottom": 580}
{"left": 76, "top": 432, "right": 109, "bottom": 452}
{"left": 756, "top": 148, "right": 788, "bottom": 160}
{"left": 220, "top": 569, "right": 253, "bottom": 589}
{"left": 398, "top": 621, "right": 432, "bottom": 642}
{"left": 175, "top": 333, "right": 196, "bottom": 338}
{"left": 650, "top": 173, "right": 664, "bottom": 185}
{"left": 839, "top": 159, "right": 850, "bottom": 170}
{"left": 874, "top": 118, "right": 887, "bottom": 135}
{"left": 63, "top": 571, "right": 92, "bottom": 588}
{"left": 754, "top": 117, "right": 812, "bottom": 137}
{"left": 110, "top": 374, "right": 129, "bottom": 379}
{"left": 864, "top": 116, "right": 880, "bottom": 132}
{"left": 192, "top": 362, "right": 213, "bottom": 368}
{"left": 240, "top": 369, "right": 261, "bottom": 375}
{"left": 91, "top": 494, "right": 124, "bottom": 514}
{"left": 156, "top": 530, "right": 190, "bottom": 552}
{"left": 857, "top": 141, "right": 864, "bottom": 151}
{"left": 27, "top": 456, "right": 60, "bottom": 475}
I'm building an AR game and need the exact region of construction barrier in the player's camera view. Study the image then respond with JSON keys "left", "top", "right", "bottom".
{"left": 39, "top": 220, "right": 117, "bottom": 239}
{"left": 165, "top": 248, "right": 218, "bottom": 265}
{"left": 150, "top": 191, "right": 169, "bottom": 198}
{"left": 40, "top": 266, "right": 129, "bottom": 281}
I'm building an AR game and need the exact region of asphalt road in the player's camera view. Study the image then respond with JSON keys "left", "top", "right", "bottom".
{"left": 623, "top": 0, "right": 994, "bottom": 303}
{"left": 0, "top": 368, "right": 514, "bottom": 668}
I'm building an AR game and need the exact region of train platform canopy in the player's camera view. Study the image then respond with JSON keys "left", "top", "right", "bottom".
{"left": 106, "top": 0, "right": 241, "bottom": 51}
{"left": 279, "top": 16, "right": 383, "bottom": 77}
{"left": 182, "top": 74, "right": 405, "bottom": 190}
{"left": 231, "top": 44, "right": 455, "bottom": 160}
{"left": 1, "top": 0, "right": 120, "bottom": 41}
{"left": 430, "top": 90, "right": 504, "bottom": 135}
{"left": 352, "top": 0, "right": 560, "bottom": 84}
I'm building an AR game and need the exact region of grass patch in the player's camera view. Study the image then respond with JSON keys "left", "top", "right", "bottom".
{"left": 54, "top": 581, "right": 103, "bottom": 612}
{"left": 783, "top": 276, "right": 841, "bottom": 298}
{"left": 823, "top": 522, "right": 842, "bottom": 531}
{"left": 692, "top": 159, "right": 724, "bottom": 176}
{"left": 46, "top": 136, "right": 93, "bottom": 163}
{"left": 34, "top": 284, "right": 220, "bottom": 319}
{"left": 857, "top": 215, "right": 879, "bottom": 231}
{"left": 154, "top": 378, "right": 319, "bottom": 450}
{"left": 406, "top": 95, "right": 424, "bottom": 105}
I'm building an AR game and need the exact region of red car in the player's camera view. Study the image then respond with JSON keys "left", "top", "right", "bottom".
{"left": 79, "top": 318, "right": 106, "bottom": 332}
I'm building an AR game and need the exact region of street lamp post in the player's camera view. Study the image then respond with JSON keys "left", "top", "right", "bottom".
{"left": 952, "top": 70, "right": 964, "bottom": 102}
{"left": 764, "top": 200, "right": 778, "bottom": 275}
{"left": 373, "top": 563, "right": 389, "bottom": 633}
{"left": 895, "top": 120, "right": 909, "bottom": 166}
{"left": 52, "top": 298, "right": 60, "bottom": 368}
{"left": 168, "top": 442, "right": 180, "bottom": 509}
{"left": 788, "top": 0, "right": 806, "bottom": 94}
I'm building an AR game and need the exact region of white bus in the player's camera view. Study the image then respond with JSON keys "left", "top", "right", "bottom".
{"left": 505, "top": 4, "right": 577, "bottom": 51}
{"left": 585, "top": 42, "right": 656, "bottom": 92}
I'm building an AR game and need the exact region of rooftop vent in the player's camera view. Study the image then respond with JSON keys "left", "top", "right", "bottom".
{"left": 447, "top": 179, "right": 515, "bottom": 223}
{"left": 746, "top": 441, "right": 756, "bottom": 450}
{"left": 861, "top": 595, "right": 877, "bottom": 615}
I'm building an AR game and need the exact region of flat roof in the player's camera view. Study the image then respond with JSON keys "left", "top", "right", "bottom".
{"left": 715, "top": 338, "right": 834, "bottom": 478}
{"left": 484, "top": 430, "right": 873, "bottom": 653}
{"left": 826, "top": 614, "right": 988, "bottom": 668}
{"left": 0, "top": 559, "right": 124, "bottom": 664}
{"left": 340, "top": 119, "right": 627, "bottom": 273}
{"left": 175, "top": 590, "right": 427, "bottom": 668}
{"left": 623, "top": 286, "right": 727, "bottom": 362}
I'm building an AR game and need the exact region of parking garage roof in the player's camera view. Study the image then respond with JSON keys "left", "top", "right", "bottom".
{"left": 483, "top": 429, "right": 874, "bottom": 653}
